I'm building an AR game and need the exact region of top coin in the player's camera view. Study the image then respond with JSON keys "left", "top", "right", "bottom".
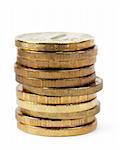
{"left": 15, "top": 32, "right": 95, "bottom": 51}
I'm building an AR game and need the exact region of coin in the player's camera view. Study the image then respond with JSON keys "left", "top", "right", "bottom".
{"left": 19, "top": 102, "right": 100, "bottom": 119}
{"left": 16, "top": 109, "right": 95, "bottom": 127}
{"left": 17, "top": 84, "right": 96, "bottom": 104}
{"left": 17, "top": 98, "right": 98, "bottom": 113}
{"left": 17, "top": 56, "right": 96, "bottom": 69}
{"left": 17, "top": 46, "right": 97, "bottom": 61}
{"left": 16, "top": 73, "right": 96, "bottom": 88}
{"left": 15, "top": 32, "right": 95, "bottom": 52}
{"left": 17, "top": 119, "right": 97, "bottom": 136}
{"left": 23, "top": 77, "right": 103, "bottom": 96}
{"left": 15, "top": 64, "right": 95, "bottom": 79}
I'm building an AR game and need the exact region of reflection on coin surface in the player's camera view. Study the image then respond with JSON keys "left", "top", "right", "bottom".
{"left": 16, "top": 32, "right": 94, "bottom": 44}
{"left": 16, "top": 32, "right": 94, "bottom": 51}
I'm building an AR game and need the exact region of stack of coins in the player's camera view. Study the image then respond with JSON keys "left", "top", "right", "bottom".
{"left": 15, "top": 32, "right": 103, "bottom": 137}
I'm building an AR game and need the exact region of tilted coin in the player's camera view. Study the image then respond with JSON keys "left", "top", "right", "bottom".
{"left": 17, "top": 46, "right": 97, "bottom": 61}
{"left": 17, "top": 84, "right": 97, "bottom": 104}
{"left": 17, "top": 98, "right": 98, "bottom": 113}
{"left": 15, "top": 63, "right": 95, "bottom": 79}
{"left": 16, "top": 73, "right": 96, "bottom": 88}
{"left": 19, "top": 102, "right": 100, "bottom": 119}
{"left": 23, "top": 77, "right": 103, "bottom": 96}
{"left": 15, "top": 32, "right": 95, "bottom": 52}
{"left": 17, "top": 56, "right": 96, "bottom": 69}
{"left": 16, "top": 109, "right": 95, "bottom": 127}
{"left": 17, "top": 119, "right": 97, "bottom": 137}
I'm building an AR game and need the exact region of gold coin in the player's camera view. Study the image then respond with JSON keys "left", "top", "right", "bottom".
{"left": 17, "top": 46, "right": 97, "bottom": 61}
{"left": 17, "top": 98, "right": 98, "bottom": 113}
{"left": 15, "top": 32, "right": 94, "bottom": 52}
{"left": 19, "top": 102, "right": 100, "bottom": 119}
{"left": 16, "top": 73, "right": 95, "bottom": 88}
{"left": 17, "top": 56, "right": 96, "bottom": 69}
{"left": 17, "top": 84, "right": 96, "bottom": 104}
{"left": 23, "top": 77, "right": 103, "bottom": 96}
{"left": 15, "top": 63, "right": 95, "bottom": 79}
{"left": 17, "top": 119, "right": 97, "bottom": 137}
{"left": 16, "top": 109, "right": 95, "bottom": 127}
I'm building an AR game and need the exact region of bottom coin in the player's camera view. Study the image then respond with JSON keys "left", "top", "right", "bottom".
{"left": 19, "top": 102, "right": 100, "bottom": 119}
{"left": 17, "top": 119, "right": 97, "bottom": 137}
{"left": 16, "top": 109, "right": 95, "bottom": 127}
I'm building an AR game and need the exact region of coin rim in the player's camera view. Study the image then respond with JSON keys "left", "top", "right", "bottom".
{"left": 17, "top": 98, "right": 98, "bottom": 113}
{"left": 15, "top": 63, "right": 95, "bottom": 79}
{"left": 23, "top": 77, "right": 103, "bottom": 96}
{"left": 17, "top": 85, "right": 97, "bottom": 104}
{"left": 19, "top": 102, "right": 100, "bottom": 119}
{"left": 16, "top": 109, "right": 95, "bottom": 127}
{"left": 17, "top": 56, "right": 96, "bottom": 69}
{"left": 17, "top": 46, "right": 97, "bottom": 61}
{"left": 17, "top": 119, "right": 97, "bottom": 136}
{"left": 16, "top": 73, "right": 96, "bottom": 88}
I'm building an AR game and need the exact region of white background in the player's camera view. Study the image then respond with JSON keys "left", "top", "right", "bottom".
{"left": 0, "top": 0, "right": 119, "bottom": 149}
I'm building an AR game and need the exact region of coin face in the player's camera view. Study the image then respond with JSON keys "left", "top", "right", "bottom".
{"left": 16, "top": 32, "right": 94, "bottom": 44}
{"left": 15, "top": 32, "right": 95, "bottom": 51}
